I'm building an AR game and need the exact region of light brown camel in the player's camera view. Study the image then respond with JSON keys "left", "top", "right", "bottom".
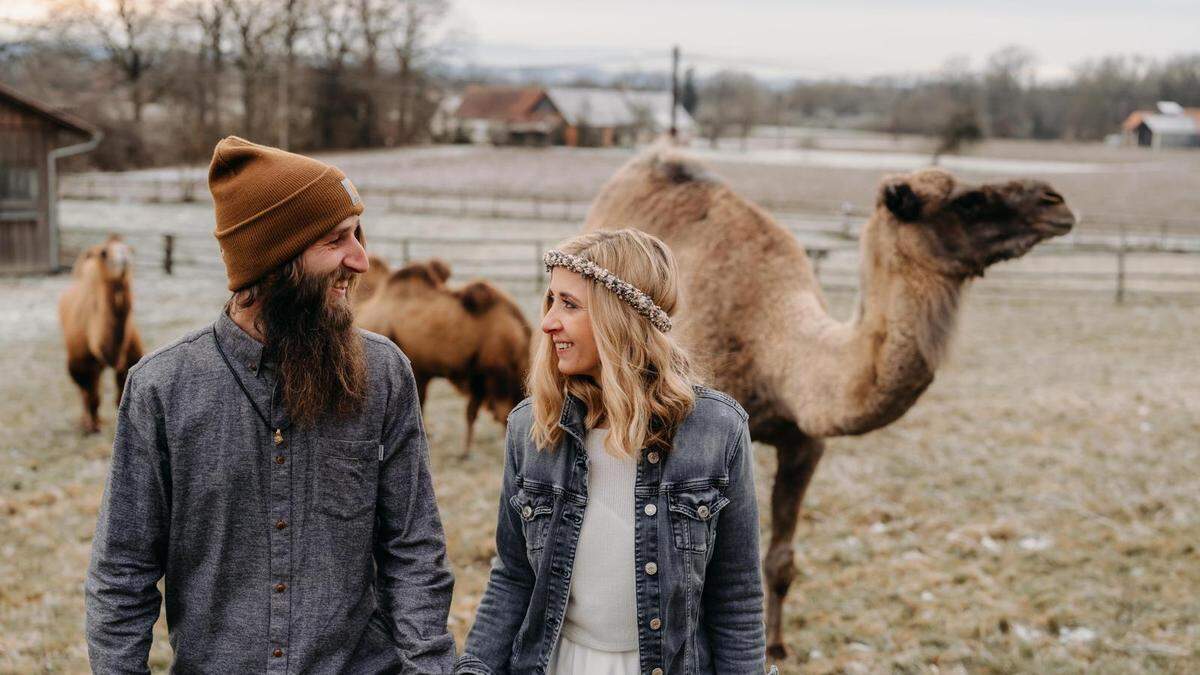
{"left": 58, "top": 235, "right": 145, "bottom": 433}
{"left": 355, "top": 257, "right": 531, "bottom": 456}
{"left": 584, "top": 147, "right": 1075, "bottom": 659}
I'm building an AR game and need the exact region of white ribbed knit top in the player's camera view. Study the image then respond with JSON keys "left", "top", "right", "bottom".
{"left": 560, "top": 427, "right": 639, "bottom": 652}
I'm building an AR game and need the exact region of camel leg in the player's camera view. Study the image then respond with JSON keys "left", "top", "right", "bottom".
{"left": 764, "top": 434, "right": 825, "bottom": 661}
{"left": 461, "top": 394, "right": 482, "bottom": 459}
{"left": 68, "top": 358, "right": 103, "bottom": 434}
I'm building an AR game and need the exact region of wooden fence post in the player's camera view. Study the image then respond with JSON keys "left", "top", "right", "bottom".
{"left": 401, "top": 239, "right": 411, "bottom": 266}
{"left": 1115, "top": 223, "right": 1126, "bottom": 304}
{"left": 163, "top": 234, "right": 175, "bottom": 275}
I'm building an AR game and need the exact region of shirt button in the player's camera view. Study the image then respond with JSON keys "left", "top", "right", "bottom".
{"left": 275, "top": 583, "right": 287, "bottom": 593}
{"left": 645, "top": 562, "right": 658, "bottom": 575}
{"left": 274, "top": 455, "right": 286, "bottom": 465}
{"left": 275, "top": 519, "right": 287, "bottom": 530}
{"left": 272, "top": 648, "right": 283, "bottom": 658}
{"left": 646, "top": 451, "right": 660, "bottom": 464}
{"left": 697, "top": 505, "right": 710, "bottom": 519}
{"left": 651, "top": 669, "right": 663, "bottom": 675}
{"left": 644, "top": 503, "right": 657, "bottom": 516}
{"left": 649, "top": 617, "right": 662, "bottom": 630}
{"left": 248, "top": 363, "right": 257, "bottom": 372}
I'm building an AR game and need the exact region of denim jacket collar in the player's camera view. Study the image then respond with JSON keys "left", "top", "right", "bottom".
{"left": 556, "top": 393, "right": 588, "bottom": 446}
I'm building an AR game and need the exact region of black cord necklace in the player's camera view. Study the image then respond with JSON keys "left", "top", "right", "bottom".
{"left": 212, "top": 323, "right": 287, "bottom": 446}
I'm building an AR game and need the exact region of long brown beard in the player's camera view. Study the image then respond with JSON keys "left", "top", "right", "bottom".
{"left": 258, "top": 263, "right": 367, "bottom": 429}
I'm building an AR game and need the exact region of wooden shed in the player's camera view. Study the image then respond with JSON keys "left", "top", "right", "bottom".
{"left": 0, "top": 81, "right": 101, "bottom": 274}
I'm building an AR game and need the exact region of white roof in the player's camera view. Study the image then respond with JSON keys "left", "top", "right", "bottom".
{"left": 623, "top": 90, "right": 695, "bottom": 131}
{"left": 1157, "top": 101, "right": 1184, "bottom": 115}
{"left": 1142, "top": 114, "right": 1198, "bottom": 135}
{"left": 546, "top": 88, "right": 636, "bottom": 127}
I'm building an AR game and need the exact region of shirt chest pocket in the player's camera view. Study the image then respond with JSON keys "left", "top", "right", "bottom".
{"left": 667, "top": 486, "right": 730, "bottom": 554}
{"left": 316, "top": 438, "right": 380, "bottom": 520}
{"left": 509, "top": 487, "right": 555, "bottom": 553}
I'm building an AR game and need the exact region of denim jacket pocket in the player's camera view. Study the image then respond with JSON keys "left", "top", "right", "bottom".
{"left": 508, "top": 487, "right": 554, "bottom": 555}
{"left": 316, "top": 438, "right": 380, "bottom": 520}
{"left": 667, "top": 485, "right": 731, "bottom": 554}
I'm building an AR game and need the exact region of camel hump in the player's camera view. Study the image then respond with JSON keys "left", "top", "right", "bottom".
{"left": 387, "top": 261, "right": 445, "bottom": 288}
{"left": 427, "top": 258, "right": 452, "bottom": 284}
{"left": 456, "top": 281, "right": 503, "bottom": 315}
{"left": 638, "top": 143, "right": 716, "bottom": 186}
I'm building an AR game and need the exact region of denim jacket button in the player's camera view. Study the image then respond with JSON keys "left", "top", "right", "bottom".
{"left": 644, "top": 503, "right": 657, "bottom": 516}
{"left": 697, "top": 504, "right": 710, "bottom": 519}
{"left": 522, "top": 505, "right": 533, "bottom": 519}
{"left": 646, "top": 451, "right": 660, "bottom": 464}
{"left": 651, "top": 669, "right": 663, "bottom": 675}
{"left": 645, "top": 562, "right": 658, "bottom": 575}
{"left": 649, "top": 617, "right": 662, "bottom": 630}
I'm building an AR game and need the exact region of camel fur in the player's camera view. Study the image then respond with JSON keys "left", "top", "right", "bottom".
{"left": 355, "top": 257, "right": 531, "bottom": 456}
{"left": 584, "top": 145, "right": 1075, "bottom": 658}
{"left": 58, "top": 235, "right": 145, "bottom": 433}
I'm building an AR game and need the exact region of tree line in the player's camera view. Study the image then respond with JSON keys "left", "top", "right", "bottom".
{"left": 1, "top": 0, "right": 450, "bottom": 168}
{"left": 696, "top": 47, "right": 1200, "bottom": 148}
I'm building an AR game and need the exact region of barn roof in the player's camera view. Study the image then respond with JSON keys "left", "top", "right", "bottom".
{"left": 0, "top": 80, "right": 99, "bottom": 139}
{"left": 1139, "top": 114, "right": 1199, "bottom": 136}
{"left": 546, "top": 87, "right": 636, "bottom": 127}
{"left": 455, "top": 85, "right": 555, "bottom": 122}
{"left": 623, "top": 90, "right": 696, "bottom": 131}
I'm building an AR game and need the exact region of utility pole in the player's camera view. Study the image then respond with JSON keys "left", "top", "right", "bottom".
{"left": 670, "top": 44, "right": 680, "bottom": 138}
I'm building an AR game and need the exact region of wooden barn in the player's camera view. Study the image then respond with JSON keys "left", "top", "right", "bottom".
{"left": 0, "top": 81, "right": 101, "bottom": 274}
{"left": 454, "top": 85, "right": 562, "bottom": 146}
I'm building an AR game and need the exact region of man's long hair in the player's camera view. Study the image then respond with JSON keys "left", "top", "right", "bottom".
{"left": 231, "top": 258, "right": 367, "bottom": 428}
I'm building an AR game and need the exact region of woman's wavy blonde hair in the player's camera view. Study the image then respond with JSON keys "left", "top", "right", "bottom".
{"left": 528, "top": 228, "right": 698, "bottom": 457}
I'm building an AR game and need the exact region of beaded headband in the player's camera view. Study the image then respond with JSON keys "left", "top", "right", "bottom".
{"left": 543, "top": 249, "right": 673, "bottom": 333}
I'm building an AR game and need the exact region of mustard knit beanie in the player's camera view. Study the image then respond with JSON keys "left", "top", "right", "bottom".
{"left": 209, "top": 136, "right": 364, "bottom": 291}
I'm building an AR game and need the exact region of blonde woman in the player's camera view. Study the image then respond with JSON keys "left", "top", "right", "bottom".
{"left": 456, "top": 229, "right": 771, "bottom": 675}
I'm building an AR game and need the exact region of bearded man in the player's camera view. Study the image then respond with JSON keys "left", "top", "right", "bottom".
{"left": 85, "top": 137, "right": 455, "bottom": 673}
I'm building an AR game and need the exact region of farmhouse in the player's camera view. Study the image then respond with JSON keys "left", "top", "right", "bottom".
{"left": 0, "top": 81, "right": 101, "bottom": 274}
{"left": 1121, "top": 101, "right": 1200, "bottom": 149}
{"left": 452, "top": 85, "right": 695, "bottom": 147}
{"left": 453, "top": 85, "right": 562, "bottom": 146}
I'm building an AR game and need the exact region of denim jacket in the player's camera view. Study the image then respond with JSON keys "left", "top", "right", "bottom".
{"left": 455, "top": 386, "right": 771, "bottom": 675}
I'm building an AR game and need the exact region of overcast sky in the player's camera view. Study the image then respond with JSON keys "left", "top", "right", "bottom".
{"left": 447, "top": 0, "right": 1198, "bottom": 81}
{"left": 3, "top": 0, "right": 1196, "bottom": 82}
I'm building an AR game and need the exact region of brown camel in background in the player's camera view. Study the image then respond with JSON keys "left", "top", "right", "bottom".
{"left": 355, "top": 257, "right": 531, "bottom": 456}
{"left": 58, "top": 235, "right": 144, "bottom": 433}
{"left": 584, "top": 146, "right": 1075, "bottom": 658}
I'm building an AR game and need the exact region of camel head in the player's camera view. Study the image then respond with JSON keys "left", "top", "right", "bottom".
{"left": 82, "top": 235, "right": 133, "bottom": 284}
{"left": 875, "top": 168, "right": 1075, "bottom": 278}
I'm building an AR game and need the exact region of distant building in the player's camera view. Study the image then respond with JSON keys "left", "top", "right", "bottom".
{"left": 454, "top": 85, "right": 562, "bottom": 146}
{"left": 1121, "top": 101, "right": 1200, "bottom": 149}
{"left": 0, "top": 81, "right": 101, "bottom": 274}
{"left": 451, "top": 85, "right": 695, "bottom": 148}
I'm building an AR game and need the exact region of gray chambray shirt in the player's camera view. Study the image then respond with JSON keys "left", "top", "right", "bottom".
{"left": 85, "top": 312, "right": 456, "bottom": 674}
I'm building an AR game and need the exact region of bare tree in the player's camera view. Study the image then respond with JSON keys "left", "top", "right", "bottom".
{"left": 277, "top": 0, "right": 310, "bottom": 148}
{"left": 50, "top": 0, "right": 169, "bottom": 124}
{"left": 391, "top": 0, "right": 448, "bottom": 145}
{"left": 224, "top": 0, "right": 281, "bottom": 139}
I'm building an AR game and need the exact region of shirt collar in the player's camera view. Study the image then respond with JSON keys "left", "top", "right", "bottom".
{"left": 215, "top": 311, "right": 267, "bottom": 374}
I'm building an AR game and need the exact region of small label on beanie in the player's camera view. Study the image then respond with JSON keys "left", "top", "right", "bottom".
{"left": 341, "top": 178, "right": 362, "bottom": 206}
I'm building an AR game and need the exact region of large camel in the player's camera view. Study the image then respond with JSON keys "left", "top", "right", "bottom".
{"left": 584, "top": 147, "right": 1075, "bottom": 658}
{"left": 355, "top": 257, "right": 532, "bottom": 456}
{"left": 58, "top": 235, "right": 145, "bottom": 433}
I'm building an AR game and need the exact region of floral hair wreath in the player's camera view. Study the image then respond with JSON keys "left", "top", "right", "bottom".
{"left": 543, "top": 249, "right": 673, "bottom": 333}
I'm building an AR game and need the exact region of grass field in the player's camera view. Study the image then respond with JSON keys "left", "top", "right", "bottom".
{"left": 1, "top": 264, "right": 1196, "bottom": 672}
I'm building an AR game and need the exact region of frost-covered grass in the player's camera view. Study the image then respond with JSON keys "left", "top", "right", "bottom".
{"left": 1, "top": 265, "right": 1196, "bottom": 672}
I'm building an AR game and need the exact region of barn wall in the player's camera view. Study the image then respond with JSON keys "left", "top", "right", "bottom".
{"left": 0, "top": 102, "right": 52, "bottom": 273}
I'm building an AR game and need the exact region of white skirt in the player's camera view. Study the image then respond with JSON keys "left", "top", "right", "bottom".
{"left": 547, "top": 633, "right": 640, "bottom": 675}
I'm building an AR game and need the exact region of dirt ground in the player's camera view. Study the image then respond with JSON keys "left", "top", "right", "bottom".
{"left": 1, "top": 263, "right": 1196, "bottom": 672}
